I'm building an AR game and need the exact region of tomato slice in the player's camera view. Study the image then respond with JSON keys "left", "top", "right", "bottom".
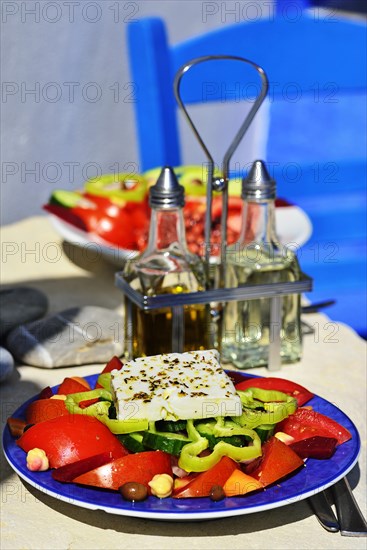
{"left": 246, "top": 436, "right": 304, "bottom": 487}
{"left": 223, "top": 469, "right": 263, "bottom": 497}
{"left": 52, "top": 452, "right": 117, "bottom": 483}
{"left": 43, "top": 204, "right": 89, "bottom": 232}
{"left": 70, "top": 205, "right": 100, "bottom": 233}
{"left": 17, "top": 415, "right": 128, "bottom": 468}
{"left": 173, "top": 456, "right": 238, "bottom": 499}
{"left": 82, "top": 193, "right": 123, "bottom": 215}
{"left": 73, "top": 450, "right": 172, "bottom": 491}
{"left": 69, "top": 376, "right": 91, "bottom": 390}
{"left": 95, "top": 356, "right": 123, "bottom": 388}
{"left": 277, "top": 408, "right": 352, "bottom": 446}
{"left": 38, "top": 386, "right": 54, "bottom": 399}
{"left": 235, "top": 377, "right": 314, "bottom": 406}
{"left": 25, "top": 398, "right": 70, "bottom": 424}
{"left": 124, "top": 200, "right": 150, "bottom": 226}
{"left": 93, "top": 212, "right": 135, "bottom": 248}
{"left": 101, "top": 356, "right": 123, "bottom": 375}
{"left": 211, "top": 196, "right": 243, "bottom": 220}
{"left": 7, "top": 417, "right": 27, "bottom": 438}
{"left": 57, "top": 377, "right": 91, "bottom": 396}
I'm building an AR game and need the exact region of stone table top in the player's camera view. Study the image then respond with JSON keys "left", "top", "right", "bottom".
{"left": 1, "top": 216, "right": 366, "bottom": 550}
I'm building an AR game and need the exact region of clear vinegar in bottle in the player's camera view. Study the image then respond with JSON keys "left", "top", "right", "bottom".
{"left": 221, "top": 160, "right": 302, "bottom": 368}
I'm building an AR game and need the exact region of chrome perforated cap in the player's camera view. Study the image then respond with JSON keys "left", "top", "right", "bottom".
{"left": 242, "top": 160, "right": 276, "bottom": 200}
{"left": 149, "top": 166, "right": 185, "bottom": 209}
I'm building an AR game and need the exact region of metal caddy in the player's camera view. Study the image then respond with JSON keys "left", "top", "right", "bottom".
{"left": 116, "top": 55, "right": 313, "bottom": 371}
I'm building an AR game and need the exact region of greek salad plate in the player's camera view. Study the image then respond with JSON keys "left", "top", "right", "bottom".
{"left": 3, "top": 373, "right": 360, "bottom": 521}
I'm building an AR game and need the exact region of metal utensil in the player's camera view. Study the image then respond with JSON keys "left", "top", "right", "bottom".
{"left": 301, "top": 300, "right": 336, "bottom": 314}
{"left": 332, "top": 477, "right": 367, "bottom": 537}
{"left": 301, "top": 320, "right": 315, "bottom": 335}
{"left": 308, "top": 491, "right": 340, "bottom": 532}
{"left": 301, "top": 300, "right": 336, "bottom": 334}
{"left": 173, "top": 54, "right": 268, "bottom": 281}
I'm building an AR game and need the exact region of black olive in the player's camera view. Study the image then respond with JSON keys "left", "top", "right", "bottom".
{"left": 119, "top": 482, "right": 148, "bottom": 502}
{"left": 209, "top": 485, "right": 225, "bottom": 502}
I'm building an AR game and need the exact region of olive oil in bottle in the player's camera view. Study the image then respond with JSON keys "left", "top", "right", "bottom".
{"left": 123, "top": 166, "right": 210, "bottom": 358}
{"left": 221, "top": 160, "right": 302, "bottom": 368}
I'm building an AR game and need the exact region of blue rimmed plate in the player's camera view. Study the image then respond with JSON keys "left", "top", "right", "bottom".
{"left": 2, "top": 374, "right": 360, "bottom": 521}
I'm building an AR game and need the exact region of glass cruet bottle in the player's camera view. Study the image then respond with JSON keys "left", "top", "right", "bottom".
{"left": 123, "top": 166, "right": 210, "bottom": 358}
{"left": 221, "top": 160, "right": 302, "bottom": 368}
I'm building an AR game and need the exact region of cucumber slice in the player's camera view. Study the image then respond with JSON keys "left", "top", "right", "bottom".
{"left": 84, "top": 173, "right": 147, "bottom": 202}
{"left": 255, "top": 424, "right": 275, "bottom": 443}
{"left": 195, "top": 420, "right": 250, "bottom": 449}
{"left": 49, "top": 190, "right": 82, "bottom": 208}
{"left": 206, "top": 434, "right": 247, "bottom": 450}
{"left": 155, "top": 419, "right": 187, "bottom": 433}
{"left": 195, "top": 420, "right": 216, "bottom": 436}
{"left": 118, "top": 432, "right": 146, "bottom": 453}
{"left": 142, "top": 430, "right": 191, "bottom": 456}
{"left": 211, "top": 434, "right": 249, "bottom": 450}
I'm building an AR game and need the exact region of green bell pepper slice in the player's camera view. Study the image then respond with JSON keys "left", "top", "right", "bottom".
{"left": 178, "top": 419, "right": 262, "bottom": 473}
{"left": 212, "top": 416, "right": 254, "bottom": 437}
{"left": 234, "top": 388, "right": 297, "bottom": 429}
{"left": 65, "top": 389, "right": 148, "bottom": 434}
{"left": 237, "top": 387, "right": 298, "bottom": 405}
{"left": 96, "top": 372, "right": 112, "bottom": 391}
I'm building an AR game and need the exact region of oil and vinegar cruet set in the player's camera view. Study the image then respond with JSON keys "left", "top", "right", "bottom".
{"left": 116, "top": 55, "right": 313, "bottom": 371}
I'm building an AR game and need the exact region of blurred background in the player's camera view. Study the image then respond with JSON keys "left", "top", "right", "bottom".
{"left": 1, "top": 0, "right": 366, "bottom": 336}
{"left": 1, "top": 0, "right": 266, "bottom": 223}
{"left": 2, "top": 0, "right": 365, "bottom": 223}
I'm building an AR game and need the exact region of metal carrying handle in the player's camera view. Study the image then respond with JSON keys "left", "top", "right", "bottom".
{"left": 174, "top": 55, "right": 269, "bottom": 283}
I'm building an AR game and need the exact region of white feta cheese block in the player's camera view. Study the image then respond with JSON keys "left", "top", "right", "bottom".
{"left": 110, "top": 349, "right": 242, "bottom": 421}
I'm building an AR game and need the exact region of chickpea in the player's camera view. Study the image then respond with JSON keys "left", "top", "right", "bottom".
{"left": 119, "top": 482, "right": 148, "bottom": 502}
{"left": 26, "top": 448, "right": 49, "bottom": 472}
{"left": 148, "top": 474, "right": 173, "bottom": 499}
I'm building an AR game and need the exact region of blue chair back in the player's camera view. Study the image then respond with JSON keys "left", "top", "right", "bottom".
{"left": 127, "top": 6, "right": 367, "bottom": 336}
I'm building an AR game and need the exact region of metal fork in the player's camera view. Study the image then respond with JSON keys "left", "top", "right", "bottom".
{"left": 309, "top": 478, "right": 367, "bottom": 536}
{"left": 332, "top": 477, "right": 367, "bottom": 537}
{"left": 308, "top": 491, "right": 340, "bottom": 532}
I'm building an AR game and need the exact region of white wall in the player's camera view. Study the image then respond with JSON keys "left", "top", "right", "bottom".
{"left": 1, "top": 0, "right": 274, "bottom": 224}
